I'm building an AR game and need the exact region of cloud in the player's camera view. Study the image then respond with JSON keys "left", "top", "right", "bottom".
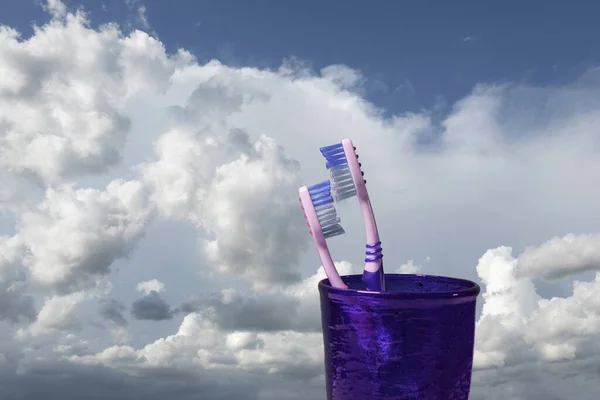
{"left": 18, "top": 179, "right": 154, "bottom": 294}
{"left": 319, "top": 64, "right": 364, "bottom": 90}
{"left": 180, "top": 261, "right": 359, "bottom": 333}
{"left": 0, "top": 1, "right": 192, "bottom": 196}
{"left": 180, "top": 288, "right": 302, "bottom": 332}
{"left": 84, "top": 261, "right": 419, "bottom": 379}
{"left": 67, "top": 263, "right": 364, "bottom": 388}
{"left": 131, "top": 291, "right": 177, "bottom": 321}
{"left": 397, "top": 260, "right": 422, "bottom": 274}
{"left": 136, "top": 279, "right": 165, "bottom": 295}
{"left": 0, "top": 359, "right": 263, "bottom": 400}
{"left": 199, "top": 135, "right": 305, "bottom": 287}
{"left": 124, "top": 0, "right": 156, "bottom": 36}
{"left": 135, "top": 6, "right": 151, "bottom": 31}
{"left": 99, "top": 298, "right": 128, "bottom": 327}
{"left": 0, "top": 10, "right": 129, "bottom": 185}
{"left": 0, "top": 290, "right": 36, "bottom": 324}
{"left": 16, "top": 291, "right": 88, "bottom": 339}
{"left": 0, "top": 235, "right": 36, "bottom": 323}
{"left": 516, "top": 233, "right": 600, "bottom": 280}
{"left": 1, "top": 1, "right": 600, "bottom": 398}
{"left": 140, "top": 128, "right": 306, "bottom": 287}
{"left": 70, "top": 310, "right": 324, "bottom": 378}
{"left": 42, "top": 0, "right": 68, "bottom": 19}
{"left": 473, "top": 247, "right": 541, "bottom": 369}
{"left": 470, "top": 244, "right": 600, "bottom": 399}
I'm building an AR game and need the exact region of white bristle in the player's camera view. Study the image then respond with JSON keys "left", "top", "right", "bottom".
{"left": 315, "top": 203, "right": 345, "bottom": 238}
{"left": 329, "top": 165, "right": 357, "bottom": 202}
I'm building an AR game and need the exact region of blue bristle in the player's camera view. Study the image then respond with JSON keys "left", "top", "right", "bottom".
{"left": 319, "top": 143, "right": 344, "bottom": 152}
{"left": 308, "top": 180, "right": 345, "bottom": 238}
{"left": 319, "top": 142, "right": 360, "bottom": 202}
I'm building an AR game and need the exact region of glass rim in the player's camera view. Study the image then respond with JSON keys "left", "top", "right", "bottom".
{"left": 318, "top": 273, "right": 481, "bottom": 299}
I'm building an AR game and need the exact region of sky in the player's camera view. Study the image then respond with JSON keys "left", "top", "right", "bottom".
{"left": 1, "top": 0, "right": 600, "bottom": 399}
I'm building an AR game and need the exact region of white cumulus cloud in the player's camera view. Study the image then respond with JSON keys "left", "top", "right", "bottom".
{"left": 18, "top": 179, "right": 153, "bottom": 293}
{"left": 517, "top": 233, "right": 600, "bottom": 280}
{"left": 1, "top": 1, "right": 600, "bottom": 399}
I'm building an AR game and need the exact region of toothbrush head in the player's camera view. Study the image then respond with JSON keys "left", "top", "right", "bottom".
{"left": 299, "top": 180, "right": 345, "bottom": 239}
{"left": 319, "top": 138, "right": 366, "bottom": 202}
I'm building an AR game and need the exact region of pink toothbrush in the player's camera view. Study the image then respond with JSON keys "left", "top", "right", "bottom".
{"left": 319, "top": 138, "right": 385, "bottom": 292}
{"left": 299, "top": 180, "right": 348, "bottom": 289}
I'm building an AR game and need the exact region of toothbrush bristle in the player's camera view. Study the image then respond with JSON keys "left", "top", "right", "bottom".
{"left": 307, "top": 180, "right": 345, "bottom": 238}
{"left": 319, "top": 143, "right": 358, "bottom": 202}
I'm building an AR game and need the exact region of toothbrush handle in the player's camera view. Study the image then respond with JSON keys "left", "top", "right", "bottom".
{"left": 316, "top": 243, "right": 347, "bottom": 289}
{"left": 342, "top": 139, "right": 381, "bottom": 245}
{"left": 359, "top": 185, "right": 385, "bottom": 291}
{"left": 362, "top": 263, "right": 385, "bottom": 292}
{"left": 361, "top": 199, "right": 380, "bottom": 253}
{"left": 341, "top": 138, "right": 385, "bottom": 291}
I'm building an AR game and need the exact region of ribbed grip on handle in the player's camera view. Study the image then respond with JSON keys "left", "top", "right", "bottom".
{"left": 362, "top": 242, "right": 385, "bottom": 291}
{"left": 364, "top": 241, "right": 383, "bottom": 262}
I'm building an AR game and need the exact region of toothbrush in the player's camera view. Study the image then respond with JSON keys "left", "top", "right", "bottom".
{"left": 319, "top": 138, "right": 385, "bottom": 292}
{"left": 299, "top": 180, "right": 348, "bottom": 289}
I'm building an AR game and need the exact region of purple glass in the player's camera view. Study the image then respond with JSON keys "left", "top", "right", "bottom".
{"left": 319, "top": 274, "right": 480, "bottom": 400}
